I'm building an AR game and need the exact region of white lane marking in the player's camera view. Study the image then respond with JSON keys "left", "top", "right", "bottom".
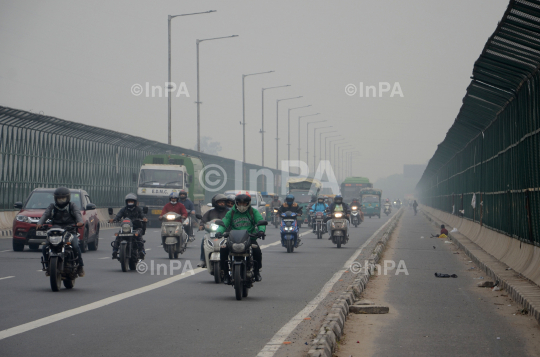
{"left": 98, "top": 257, "right": 109, "bottom": 260}
{"left": 146, "top": 249, "right": 151, "bottom": 251}
{"left": 0, "top": 276, "right": 15, "bottom": 281}
{"left": 0, "top": 235, "right": 282, "bottom": 341}
{"left": 0, "top": 250, "right": 12, "bottom": 253}
{"left": 257, "top": 219, "right": 395, "bottom": 357}
{"left": 36, "top": 270, "right": 43, "bottom": 272}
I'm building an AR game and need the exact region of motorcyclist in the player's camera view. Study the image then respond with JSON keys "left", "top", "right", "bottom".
{"left": 197, "top": 194, "right": 229, "bottom": 268}
{"left": 179, "top": 189, "right": 196, "bottom": 238}
{"left": 158, "top": 192, "right": 188, "bottom": 250}
{"left": 109, "top": 193, "right": 148, "bottom": 259}
{"left": 270, "top": 195, "right": 281, "bottom": 209}
{"left": 216, "top": 192, "right": 266, "bottom": 284}
{"left": 350, "top": 197, "right": 364, "bottom": 222}
{"left": 384, "top": 199, "right": 392, "bottom": 213}
{"left": 278, "top": 194, "right": 303, "bottom": 215}
{"left": 226, "top": 194, "right": 235, "bottom": 209}
{"left": 413, "top": 200, "right": 418, "bottom": 215}
{"left": 310, "top": 196, "right": 328, "bottom": 232}
{"left": 326, "top": 195, "right": 351, "bottom": 238}
{"left": 37, "top": 187, "right": 85, "bottom": 277}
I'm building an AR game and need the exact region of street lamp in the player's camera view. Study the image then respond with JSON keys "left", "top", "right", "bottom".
{"left": 242, "top": 71, "right": 274, "bottom": 162}
{"left": 298, "top": 113, "right": 320, "bottom": 165}
{"left": 287, "top": 105, "right": 311, "bottom": 161}
{"left": 325, "top": 135, "right": 342, "bottom": 162}
{"left": 196, "top": 35, "right": 238, "bottom": 152}
{"left": 306, "top": 120, "right": 325, "bottom": 173}
{"left": 261, "top": 85, "right": 291, "bottom": 166}
{"left": 338, "top": 145, "right": 354, "bottom": 182}
{"left": 168, "top": 10, "right": 216, "bottom": 145}
{"left": 315, "top": 127, "right": 334, "bottom": 170}
{"left": 276, "top": 96, "right": 302, "bottom": 169}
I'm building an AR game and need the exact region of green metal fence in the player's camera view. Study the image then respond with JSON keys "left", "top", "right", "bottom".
{"left": 417, "top": 0, "right": 540, "bottom": 247}
{"left": 0, "top": 106, "right": 283, "bottom": 210}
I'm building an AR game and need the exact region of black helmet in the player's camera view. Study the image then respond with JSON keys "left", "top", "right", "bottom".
{"left": 179, "top": 190, "right": 188, "bottom": 200}
{"left": 317, "top": 196, "right": 325, "bottom": 204}
{"left": 125, "top": 193, "right": 138, "bottom": 209}
{"left": 212, "top": 194, "right": 228, "bottom": 208}
{"left": 334, "top": 195, "right": 343, "bottom": 204}
{"left": 285, "top": 194, "right": 295, "bottom": 205}
{"left": 53, "top": 187, "right": 71, "bottom": 208}
{"left": 235, "top": 192, "right": 252, "bottom": 213}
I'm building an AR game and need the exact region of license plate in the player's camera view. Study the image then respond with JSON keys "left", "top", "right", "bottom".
{"left": 35, "top": 231, "right": 47, "bottom": 236}
{"left": 210, "top": 232, "right": 216, "bottom": 238}
{"left": 118, "top": 233, "right": 132, "bottom": 237}
{"left": 152, "top": 210, "right": 162, "bottom": 215}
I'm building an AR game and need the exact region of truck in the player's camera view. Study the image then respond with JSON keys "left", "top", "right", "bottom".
{"left": 360, "top": 188, "right": 382, "bottom": 218}
{"left": 137, "top": 154, "right": 205, "bottom": 226}
{"left": 341, "top": 177, "right": 372, "bottom": 203}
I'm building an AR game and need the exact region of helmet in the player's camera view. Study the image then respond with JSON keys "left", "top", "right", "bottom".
{"left": 311, "top": 195, "right": 317, "bottom": 203}
{"left": 125, "top": 193, "right": 138, "bottom": 210}
{"left": 235, "top": 192, "right": 251, "bottom": 213}
{"left": 211, "top": 194, "right": 228, "bottom": 208}
{"left": 273, "top": 194, "right": 279, "bottom": 200}
{"left": 53, "top": 187, "right": 71, "bottom": 208}
{"left": 317, "top": 196, "right": 325, "bottom": 204}
{"left": 179, "top": 190, "right": 188, "bottom": 200}
{"left": 334, "top": 195, "right": 343, "bottom": 204}
{"left": 169, "top": 192, "right": 180, "bottom": 204}
{"left": 226, "top": 194, "right": 235, "bottom": 204}
{"left": 285, "top": 194, "right": 295, "bottom": 205}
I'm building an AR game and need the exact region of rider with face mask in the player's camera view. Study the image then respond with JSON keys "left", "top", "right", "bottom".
{"left": 109, "top": 193, "right": 148, "bottom": 259}
{"left": 197, "top": 194, "right": 229, "bottom": 268}
{"left": 158, "top": 192, "right": 188, "bottom": 249}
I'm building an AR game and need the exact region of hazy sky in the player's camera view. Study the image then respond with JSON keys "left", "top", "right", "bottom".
{"left": 0, "top": 0, "right": 510, "bottom": 181}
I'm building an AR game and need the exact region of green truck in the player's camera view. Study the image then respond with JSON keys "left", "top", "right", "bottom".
{"left": 341, "top": 177, "right": 372, "bottom": 203}
{"left": 137, "top": 154, "right": 205, "bottom": 226}
{"left": 360, "top": 188, "right": 382, "bottom": 218}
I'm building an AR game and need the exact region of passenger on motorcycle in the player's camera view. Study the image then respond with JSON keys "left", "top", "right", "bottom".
{"left": 109, "top": 193, "right": 148, "bottom": 259}
{"left": 225, "top": 194, "right": 235, "bottom": 209}
{"left": 37, "top": 187, "right": 85, "bottom": 277}
{"left": 197, "top": 194, "right": 229, "bottom": 268}
{"left": 179, "top": 189, "right": 196, "bottom": 238}
{"left": 216, "top": 192, "right": 266, "bottom": 284}
{"left": 326, "top": 195, "right": 351, "bottom": 238}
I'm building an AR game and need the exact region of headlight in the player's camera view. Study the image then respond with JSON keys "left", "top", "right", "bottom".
{"left": 210, "top": 224, "right": 219, "bottom": 231}
{"left": 166, "top": 214, "right": 176, "bottom": 220}
{"left": 232, "top": 243, "right": 245, "bottom": 253}
{"left": 49, "top": 235, "right": 62, "bottom": 245}
{"left": 334, "top": 213, "right": 343, "bottom": 218}
{"left": 121, "top": 223, "right": 131, "bottom": 233}
{"left": 16, "top": 215, "right": 30, "bottom": 223}
{"left": 273, "top": 209, "right": 278, "bottom": 213}
{"left": 352, "top": 206, "right": 358, "bottom": 210}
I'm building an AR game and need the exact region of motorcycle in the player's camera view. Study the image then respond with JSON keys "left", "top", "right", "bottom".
{"left": 384, "top": 203, "right": 392, "bottom": 216}
{"left": 202, "top": 219, "right": 225, "bottom": 283}
{"left": 272, "top": 208, "right": 280, "bottom": 228}
{"left": 329, "top": 211, "right": 349, "bottom": 248}
{"left": 160, "top": 212, "right": 188, "bottom": 259}
{"left": 39, "top": 223, "right": 81, "bottom": 292}
{"left": 215, "top": 219, "right": 268, "bottom": 301}
{"left": 350, "top": 205, "right": 362, "bottom": 227}
{"left": 312, "top": 211, "right": 326, "bottom": 239}
{"left": 112, "top": 218, "right": 145, "bottom": 272}
{"left": 280, "top": 211, "right": 301, "bottom": 253}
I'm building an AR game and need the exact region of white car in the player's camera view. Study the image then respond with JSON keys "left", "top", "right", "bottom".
{"left": 224, "top": 190, "right": 267, "bottom": 219}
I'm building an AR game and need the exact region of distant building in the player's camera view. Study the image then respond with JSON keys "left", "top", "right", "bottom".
{"left": 403, "top": 164, "right": 427, "bottom": 181}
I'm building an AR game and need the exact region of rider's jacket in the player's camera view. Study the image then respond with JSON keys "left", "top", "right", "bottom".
{"left": 160, "top": 202, "right": 188, "bottom": 219}
{"left": 201, "top": 207, "right": 229, "bottom": 225}
{"left": 310, "top": 203, "right": 328, "bottom": 213}
{"left": 216, "top": 206, "right": 266, "bottom": 239}
{"left": 38, "top": 202, "right": 83, "bottom": 228}
{"left": 278, "top": 202, "right": 302, "bottom": 214}
{"left": 328, "top": 202, "right": 351, "bottom": 214}
{"left": 180, "top": 198, "right": 195, "bottom": 212}
{"left": 114, "top": 206, "right": 146, "bottom": 229}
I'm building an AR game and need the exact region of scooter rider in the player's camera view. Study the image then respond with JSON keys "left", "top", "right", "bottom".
{"left": 270, "top": 194, "right": 282, "bottom": 209}
{"left": 179, "top": 189, "right": 196, "bottom": 238}
{"left": 326, "top": 195, "right": 351, "bottom": 238}
{"left": 310, "top": 196, "right": 328, "bottom": 231}
{"left": 278, "top": 194, "right": 303, "bottom": 215}
{"left": 159, "top": 192, "right": 188, "bottom": 248}
{"left": 226, "top": 194, "right": 235, "bottom": 209}
{"left": 215, "top": 192, "right": 266, "bottom": 284}
{"left": 197, "top": 194, "right": 229, "bottom": 268}
{"left": 37, "top": 187, "right": 85, "bottom": 277}
{"left": 109, "top": 193, "right": 148, "bottom": 259}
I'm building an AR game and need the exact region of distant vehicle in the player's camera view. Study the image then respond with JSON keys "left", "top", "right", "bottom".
{"left": 12, "top": 188, "right": 100, "bottom": 252}
{"left": 286, "top": 177, "right": 322, "bottom": 221}
{"left": 341, "top": 177, "right": 372, "bottom": 203}
{"left": 137, "top": 154, "right": 205, "bottom": 226}
{"left": 360, "top": 188, "right": 382, "bottom": 218}
{"left": 224, "top": 190, "right": 267, "bottom": 219}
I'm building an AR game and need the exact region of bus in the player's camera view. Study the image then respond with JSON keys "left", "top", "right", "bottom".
{"left": 341, "top": 177, "right": 372, "bottom": 202}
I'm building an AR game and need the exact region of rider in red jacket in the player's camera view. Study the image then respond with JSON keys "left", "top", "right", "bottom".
{"left": 159, "top": 192, "right": 188, "bottom": 220}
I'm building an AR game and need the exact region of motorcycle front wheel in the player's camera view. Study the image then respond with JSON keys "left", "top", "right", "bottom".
{"left": 234, "top": 266, "right": 242, "bottom": 301}
{"left": 119, "top": 244, "right": 129, "bottom": 272}
{"left": 49, "top": 256, "right": 61, "bottom": 292}
{"left": 168, "top": 245, "right": 174, "bottom": 259}
{"left": 213, "top": 261, "right": 221, "bottom": 284}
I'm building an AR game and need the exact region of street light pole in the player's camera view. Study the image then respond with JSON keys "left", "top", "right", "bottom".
{"left": 275, "top": 96, "right": 302, "bottom": 169}
{"left": 287, "top": 105, "right": 311, "bottom": 162}
{"left": 325, "top": 135, "right": 341, "bottom": 162}
{"left": 168, "top": 10, "right": 216, "bottom": 145}
{"left": 298, "top": 113, "right": 320, "bottom": 167}
{"left": 261, "top": 85, "right": 290, "bottom": 166}
{"left": 196, "top": 35, "right": 238, "bottom": 152}
{"left": 242, "top": 71, "right": 274, "bottom": 162}
{"left": 338, "top": 145, "right": 353, "bottom": 182}
{"left": 317, "top": 129, "right": 335, "bottom": 170}
{"left": 306, "top": 120, "right": 325, "bottom": 173}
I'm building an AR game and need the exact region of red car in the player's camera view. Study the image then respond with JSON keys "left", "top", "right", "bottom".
{"left": 12, "top": 188, "right": 100, "bottom": 252}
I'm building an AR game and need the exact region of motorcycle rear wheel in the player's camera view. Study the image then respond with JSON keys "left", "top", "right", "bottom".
{"left": 168, "top": 245, "right": 174, "bottom": 259}
{"left": 337, "top": 237, "right": 342, "bottom": 248}
{"left": 234, "top": 266, "right": 242, "bottom": 301}
{"left": 49, "top": 257, "right": 61, "bottom": 292}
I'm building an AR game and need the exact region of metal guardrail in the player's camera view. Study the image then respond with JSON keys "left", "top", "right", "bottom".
{"left": 417, "top": 0, "right": 540, "bottom": 247}
{"left": 0, "top": 106, "right": 283, "bottom": 211}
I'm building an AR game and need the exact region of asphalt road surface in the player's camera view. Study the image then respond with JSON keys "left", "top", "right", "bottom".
{"left": 0, "top": 214, "right": 391, "bottom": 357}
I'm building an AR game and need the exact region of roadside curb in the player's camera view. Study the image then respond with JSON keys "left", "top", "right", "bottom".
{"left": 306, "top": 209, "right": 404, "bottom": 357}
{"left": 421, "top": 209, "right": 540, "bottom": 325}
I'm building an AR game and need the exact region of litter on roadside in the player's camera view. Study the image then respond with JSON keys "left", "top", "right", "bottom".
{"left": 451, "top": 228, "right": 458, "bottom": 233}
{"left": 444, "top": 241, "right": 452, "bottom": 244}
{"left": 474, "top": 277, "right": 484, "bottom": 279}
{"left": 434, "top": 272, "right": 458, "bottom": 278}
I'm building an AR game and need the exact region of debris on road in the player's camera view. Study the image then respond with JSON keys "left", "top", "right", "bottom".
{"left": 349, "top": 305, "right": 389, "bottom": 314}
{"left": 434, "top": 273, "right": 458, "bottom": 278}
{"left": 477, "top": 281, "right": 495, "bottom": 288}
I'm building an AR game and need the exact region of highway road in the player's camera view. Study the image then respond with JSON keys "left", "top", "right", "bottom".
{"left": 0, "top": 215, "right": 392, "bottom": 357}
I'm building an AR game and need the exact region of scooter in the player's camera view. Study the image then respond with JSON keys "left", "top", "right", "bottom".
{"left": 384, "top": 203, "right": 392, "bottom": 216}
{"left": 329, "top": 211, "right": 348, "bottom": 248}
{"left": 280, "top": 211, "right": 301, "bottom": 253}
{"left": 350, "top": 205, "right": 362, "bottom": 227}
{"left": 159, "top": 212, "right": 188, "bottom": 259}
{"left": 202, "top": 219, "right": 225, "bottom": 283}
